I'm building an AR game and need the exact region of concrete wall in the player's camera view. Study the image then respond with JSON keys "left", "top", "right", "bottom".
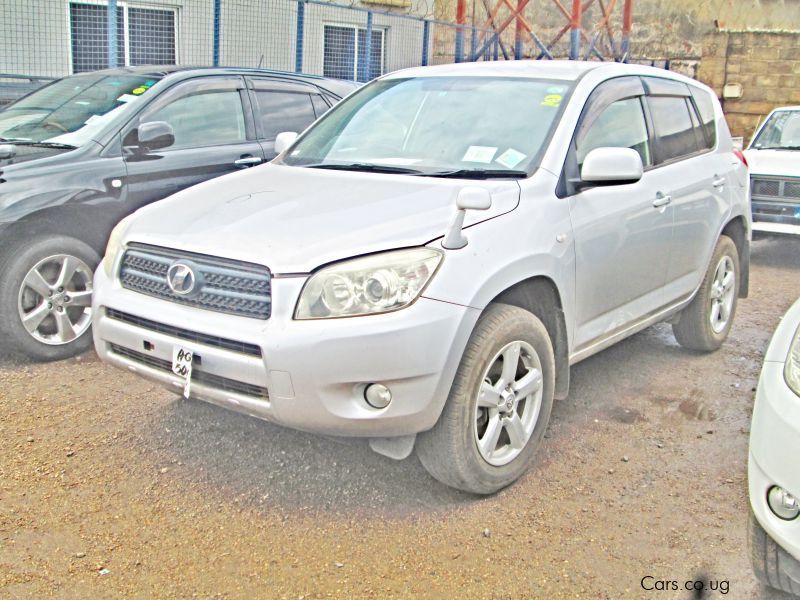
{"left": 698, "top": 29, "right": 800, "bottom": 142}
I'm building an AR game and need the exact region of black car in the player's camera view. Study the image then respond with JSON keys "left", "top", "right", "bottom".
{"left": 0, "top": 66, "right": 357, "bottom": 360}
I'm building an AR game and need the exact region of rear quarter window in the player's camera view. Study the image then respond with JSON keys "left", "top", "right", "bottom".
{"left": 689, "top": 86, "right": 717, "bottom": 150}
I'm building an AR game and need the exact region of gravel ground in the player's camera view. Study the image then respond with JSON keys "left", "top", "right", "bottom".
{"left": 1, "top": 235, "right": 799, "bottom": 599}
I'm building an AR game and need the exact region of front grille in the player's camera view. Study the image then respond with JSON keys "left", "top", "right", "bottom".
{"left": 109, "top": 343, "right": 269, "bottom": 400}
{"left": 119, "top": 243, "right": 271, "bottom": 320}
{"left": 106, "top": 308, "right": 262, "bottom": 357}
{"left": 751, "top": 176, "right": 800, "bottom": 202}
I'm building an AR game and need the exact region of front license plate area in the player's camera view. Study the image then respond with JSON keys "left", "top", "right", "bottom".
{"left": 172, "top": 346, "right": 194, "bottom": 398}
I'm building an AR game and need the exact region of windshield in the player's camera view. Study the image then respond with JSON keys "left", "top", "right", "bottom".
{"left": 751, "top": 109, "right": 800, "bottom": 150}
{"left": 281, "top": 76, "right": 572, "bottom": 176}
{"left": 0, "top": 73, "right": 161, "bottom": 147}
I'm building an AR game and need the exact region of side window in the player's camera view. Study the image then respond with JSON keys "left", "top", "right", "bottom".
{"left": 647, "top": 95, "right": 701, "bottom": 163}
{"left": 576, "top": 97, "right": 651, "bottom": 168}
{"left": 689, "top": 86, "right": 717, "bottom": 150}
{"left": 141, "top": 88, "right": 246, "bottom": 149}
{"left": 253, "top": 91, "right": 316, "bottom": 140}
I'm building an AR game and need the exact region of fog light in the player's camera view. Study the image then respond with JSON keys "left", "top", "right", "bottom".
{"left": 768, "top": 486, "right": 800, "bottom": 521}
{"left": 364, "top": 383, "right": 392, "bottom": 409}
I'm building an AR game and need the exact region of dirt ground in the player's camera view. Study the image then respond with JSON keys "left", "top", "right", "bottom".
{"left": 1, "top": 235, "right": 799, "bottom": 599}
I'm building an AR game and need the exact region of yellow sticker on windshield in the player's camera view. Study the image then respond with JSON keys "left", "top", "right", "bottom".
{"left": 541, "top": 94, "right": 562, "bottom": 107}
{"left": 132, "top": 86, "right": 147, "bottom": 95}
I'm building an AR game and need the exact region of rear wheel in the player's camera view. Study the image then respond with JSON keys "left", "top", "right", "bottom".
{"left": 673, "top": 235, "right": 739, "bottom": 352}
{"left": 417, "top": 303, "right": 555, "bottom": 494}
{"left": 0, "top": 236, "right": 99, "bottom": 361}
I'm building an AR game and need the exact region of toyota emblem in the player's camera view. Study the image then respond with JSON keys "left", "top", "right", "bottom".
{"left": 167, "top": 262, "right": 197, "bottom": 296}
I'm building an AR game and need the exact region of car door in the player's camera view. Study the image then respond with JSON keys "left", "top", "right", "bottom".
{"left": 122, "top": 75, "right": 265, "bottom": 210}
{"left": 641, "top": 78, "right": 729, "bottom": 302}
{"left": 564, "top": 77, "right": 674, "bottom": 351}
{"left": 246, "top": 78, "right": 329, "bottom": 159}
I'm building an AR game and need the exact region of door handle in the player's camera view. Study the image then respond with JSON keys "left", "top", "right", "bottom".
{"left": 234, "top": 156, "right": 263, "bottom": 168}
{"left": 653, "top": 194, "right": 672, "bottom": 208}
{"left": 712, "top": 176, "right": 726, "bottom": 188}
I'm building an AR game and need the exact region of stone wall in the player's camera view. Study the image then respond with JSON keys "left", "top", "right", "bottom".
{"left": 697, "top": 30, "right": 800, "bottom": 142}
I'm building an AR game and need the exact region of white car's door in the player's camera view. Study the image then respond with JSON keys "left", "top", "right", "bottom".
{"left": 564, "top": 77, "right": 674, "bottom": 352}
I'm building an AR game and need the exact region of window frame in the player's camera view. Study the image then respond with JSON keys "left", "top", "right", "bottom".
{"left": 122, "top": 75, "right": 253, "bottom": 153}
{"left": 66, "top": 0, "right": 179, "bottom": 74}
{"left": 245, "top": 78, "right": 325, "bottom": 141}
{"left": 321, "top": 23, "right": 386, "bottom": 83}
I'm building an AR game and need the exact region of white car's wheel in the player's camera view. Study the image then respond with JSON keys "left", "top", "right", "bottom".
{"left": 673, "top": 235, "right": 739, "bottom": 352}
{"left": 417, "top": 303, "right": 555, "bottom": 494}
{"left": 749, "top": 511, "right": 800, "bottom": 598}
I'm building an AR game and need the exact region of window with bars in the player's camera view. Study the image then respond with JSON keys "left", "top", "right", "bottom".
{"left": 69, "top": 2, "right": 176, "bottom": 73}
{"left": 323, "top": 25, "right": 384, "bottom": 83}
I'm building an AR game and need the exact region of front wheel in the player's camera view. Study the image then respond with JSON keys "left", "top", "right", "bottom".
{"left": 417, "top": 303, "right": 555, "bottom": 495}
{"left": 673, "top": 235, "right": 740, "bottom": 352}
{"left": 0, "top": 236, "right": 100, "bottom": 361}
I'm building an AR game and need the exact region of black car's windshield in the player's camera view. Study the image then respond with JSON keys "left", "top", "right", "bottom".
{"left": 0, "top": 73, "right": 162, "bottom": 146}
{"left": 280, "top": 76, "right": 572, "bottom": 176}
{"left": 751, "top": 109, "right": 800, "bottom": 150}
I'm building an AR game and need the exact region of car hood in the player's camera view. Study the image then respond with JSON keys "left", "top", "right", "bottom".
{"left": 124, "top": 163, "right": 522, "bottom": 273}
{"left": 744, "top": 149, "right": 800, "bottom": 178}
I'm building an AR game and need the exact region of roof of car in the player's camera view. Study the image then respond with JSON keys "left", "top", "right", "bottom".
{"left": 384, "top": 59, "right": 696, "bottom": 84}
{"left": 70, "top": 65, "right": 359, "bottom": 97}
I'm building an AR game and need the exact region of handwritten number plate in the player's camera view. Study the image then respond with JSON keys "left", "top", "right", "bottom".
{"left": 172, "top": 346, "right": 193, "bottom": 398}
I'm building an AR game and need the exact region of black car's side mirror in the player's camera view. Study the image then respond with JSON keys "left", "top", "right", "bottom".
{"left": 133, "top": 121, "right": 175, "bottom": 152}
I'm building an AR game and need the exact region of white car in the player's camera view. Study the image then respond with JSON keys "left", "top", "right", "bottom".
{"left": 749, "top": 297, "right": 800, "bottom": 597}
{"left": 744, "top": 106, "right": 800, "bottom": 235}
{"left": 92, "top": 60, "right": 750, "bottom": 494}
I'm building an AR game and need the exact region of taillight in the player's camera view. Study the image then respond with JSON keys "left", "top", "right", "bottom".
{"left": 733, "top": 149, "right": 748, "bottom": 168}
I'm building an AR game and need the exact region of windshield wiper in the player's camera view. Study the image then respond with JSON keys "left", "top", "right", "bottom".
{"left": 424, "top": 168, "right": 528, "bottom": 179}
{"left": 0, "top": 138, "right": 76, "bottom": 149}
{"left": 755, "top": 145, "right": 800, "bottom": 151}
{"left": 303, "top": 162, "right": 423, "bottom": 175}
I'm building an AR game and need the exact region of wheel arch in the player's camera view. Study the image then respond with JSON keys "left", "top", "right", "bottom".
{"left": 489, "top": 276, "right": 570, "bottom": 400}
{"left": 721, "top": 215, "right": 749, "bottom": 298}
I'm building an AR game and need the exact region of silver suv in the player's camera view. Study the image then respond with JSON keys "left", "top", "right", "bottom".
{"left": 93, "top": 61, "right": 751, "bottom": 494}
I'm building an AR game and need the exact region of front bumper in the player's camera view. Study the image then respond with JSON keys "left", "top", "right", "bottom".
{"left": 92, "top": 268, "right": 480, "bottom": 437}
{"left": 749, "top": 359, "right": 800, "bottom": 564}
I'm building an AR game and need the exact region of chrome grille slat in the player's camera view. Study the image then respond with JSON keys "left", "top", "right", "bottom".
{"left": 119, "top": 243, "right": 271, "bottom": 320}
{"left": 105, "top": 308, "right": 262, "bottom": 357}
{"left": 109, "top": 343, "right": 269, "bottom": 400}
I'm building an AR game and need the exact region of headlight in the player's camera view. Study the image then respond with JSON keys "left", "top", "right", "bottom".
{"left": 295, "top": 248, "right": 443, "bottom": 319}
{"left": 785, "top": 324, "right": 800, "bottom": 397}
{"left": 102, "top": 214, "right": 135, "bottom": 278}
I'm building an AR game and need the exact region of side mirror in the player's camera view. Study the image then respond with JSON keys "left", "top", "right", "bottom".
{"left": 136, "top": 121, "right": 175, "bottom": 151}
{"left": 274, "top": 131, "right": 299, "bottom": 155}
{"left": 442, "top": 187, "right": 492, "bottom": 250}
{"left": 580, "top": 147, "right": 643, "bottom": 186}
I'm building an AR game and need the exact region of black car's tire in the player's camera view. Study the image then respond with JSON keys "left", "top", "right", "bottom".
{"left": 673, "top": 235, "right": 739, "bottom": 352}
{"left": 417, "top": 303, "right": 555, "bottom": 495}
{"left": 0, "top": 236, "right": 100, "bottom": 362}
{"left": 749, "top": 511, "right": 800, "bottom": 598}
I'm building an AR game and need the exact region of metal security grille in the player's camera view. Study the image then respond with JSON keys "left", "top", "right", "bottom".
{"left": 129, "top": 7, "right": 176, "bottom": 65}
{"left": 752, "top": 177, "right": 800, "bottom": 201}
{"left": 70, "top": 3, "right": 125, "bottom": 73}
{"left": 322, "top": 24, "right": 384, "bottom": 82}
{"left": 119, "top": 244, "right": 272, "bottom": 320}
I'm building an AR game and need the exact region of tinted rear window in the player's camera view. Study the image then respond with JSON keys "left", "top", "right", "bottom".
{"left": 254, "top": 91, "right": 316, "bottom": 140}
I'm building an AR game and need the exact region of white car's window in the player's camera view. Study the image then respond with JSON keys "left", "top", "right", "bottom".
{"left": 752, "top": 110, "right": 800, "bottom": 150}
{"left": 576, "top": 97, "right": 651, "bottom": 167}
{"left": 282, "top": 76, "right": 573, "bottom": 176}
{"left": 648, "top": 96, "right": 702, "bottom": 163}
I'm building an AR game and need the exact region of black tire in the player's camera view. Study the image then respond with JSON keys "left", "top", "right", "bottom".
{"left": 417, "top": 303, "right": 555, "bottom": 495}
{"left": 673, "top": 235, "right": 739, "bottom": 352}
{"left": 0, "top": 235, "right": 100, "bottom": 362}
{"left": 749, "top": 511, "right": 800, "bottom": 598}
